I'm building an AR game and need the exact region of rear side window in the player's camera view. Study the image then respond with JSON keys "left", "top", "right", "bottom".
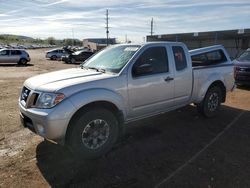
{"left": 133, "top": 47, "right": 169, "bottom": 76}
{"left": 172, "top": 46, "right": 187, "bottom": 71}
{"left": 82, "top": 52, "right": 93, "bottom": 57}
{"left": 11, "top": 50, "right": 21, "bottom": 55}
{"left": 192, "top": 50, "right": 227, "bottom": 67}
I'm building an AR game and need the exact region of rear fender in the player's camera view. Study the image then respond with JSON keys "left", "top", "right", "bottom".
{"left": 196, "top": 73, "right": 225, "bottom": 103}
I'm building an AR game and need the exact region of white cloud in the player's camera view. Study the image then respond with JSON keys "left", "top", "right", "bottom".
{"left": 0, "top": 0, "right": 249, "bottom": 42}
{"left": 41, "top": 0, "right": 69, "bottom": 7}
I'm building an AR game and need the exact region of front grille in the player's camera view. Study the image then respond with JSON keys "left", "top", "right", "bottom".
{"left": 239, "top": 67, "right": 250, "bottom": 72}
{"left": 21, "top": 87, "right": 30, "bottom": 102}
{"left": 27, "top": 93, "right": 39, "bottom": 107}
{"left": 245, "top": 68, "right": 250, "bottom": 72}
{"left": 20, "top": 87, "right": 40, "bottom": 108}
{"left": 236, "top": 75, "right": 250, "bottom": 81}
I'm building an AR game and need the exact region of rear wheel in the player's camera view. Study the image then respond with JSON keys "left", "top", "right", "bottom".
{"left": 197, "top": 86, "right": 222, "bottom": 118}
{"left": 51, "top": 55, "right": 57, "bottom": 60}
{"left": 18, "top": 58, "right": 27, "bottom": 65}
{"left": 70, "top": 58, "right": 76, "bottom": 64}
{"left": 67, "top": 107, "right": 120, "bottom": 159}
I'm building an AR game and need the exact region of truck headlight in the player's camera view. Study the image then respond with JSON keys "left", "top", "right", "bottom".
{"left": 36, "top": 93, "right": 65, "bottom": 108}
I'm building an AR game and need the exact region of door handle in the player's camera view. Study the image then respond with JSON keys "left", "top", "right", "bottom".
{"left": 164, "top": 76, "right": 174, "bottom": 82}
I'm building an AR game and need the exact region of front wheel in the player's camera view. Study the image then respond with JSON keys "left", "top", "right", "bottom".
{"left": 197, "top": 86, "right": 222, "bottom": 118}
{"left": 51, "top": 55, "right": 57, "bottom": 60}
{"left": 67, "top": 108, "right": 120, "bottom": 159}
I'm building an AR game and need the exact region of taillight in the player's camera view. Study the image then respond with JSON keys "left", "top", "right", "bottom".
{"left": 234, "top": 66, "right": 240, "bottom": 78}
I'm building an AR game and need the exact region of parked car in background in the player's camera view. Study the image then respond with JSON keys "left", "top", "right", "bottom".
{"left": 234, "top": 48, "right": 250, "bottom": 86}
{"left": 45, "top": 49, "right": 65, "bottom": 60}
{"left": 0, "top": 49, "right": 30, "bottom": 65}
{"left": 62, "top": 50, "right": 94, "bottom": 64}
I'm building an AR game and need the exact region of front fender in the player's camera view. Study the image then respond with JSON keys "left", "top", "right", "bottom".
{"left": 68, "top": 88, "right": 127, "bottom": 119}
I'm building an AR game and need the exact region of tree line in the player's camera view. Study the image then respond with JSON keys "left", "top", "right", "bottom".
{"left": 0, "top": 35, "right": 82, "bottom": 46}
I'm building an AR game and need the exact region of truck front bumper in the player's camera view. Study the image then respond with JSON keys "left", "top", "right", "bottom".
{"left": 19, "top": 100, "right": 75, "bottom": 145}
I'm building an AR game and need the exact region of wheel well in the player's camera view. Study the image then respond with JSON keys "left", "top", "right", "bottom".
{"left": 19, "top": 58, "right": 27, "bottom": 61}
{"left": 65, "top": 101, "right": 124, "bottom": 144}
{"left": 18, "top": 58, "right": 27, "bottom": 64}
{"left": 208, "top": 81, "right": 226, "bottom": 102}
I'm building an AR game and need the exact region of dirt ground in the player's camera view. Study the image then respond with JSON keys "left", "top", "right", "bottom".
{"left": 0, "top": 49, "right": 249, "bottom": 188}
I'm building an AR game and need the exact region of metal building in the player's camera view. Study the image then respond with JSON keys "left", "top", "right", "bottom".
{"left": 147, "top": 29, "right": 250, "bottom": 59}
{"left": 83, "top": 38, "right": 116, "bottom": 51}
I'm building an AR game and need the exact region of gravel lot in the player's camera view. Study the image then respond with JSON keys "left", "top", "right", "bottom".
{"left": 0, "top": 49, "right": 249, "bottom": 188}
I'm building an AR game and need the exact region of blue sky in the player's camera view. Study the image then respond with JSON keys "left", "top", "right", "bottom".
{"left": 0, "top": 0, "right": 250, "bottom": 42}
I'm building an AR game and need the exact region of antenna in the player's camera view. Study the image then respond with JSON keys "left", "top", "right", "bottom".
{"left": 105, "top": 9, "right": 110, "bottom": 46}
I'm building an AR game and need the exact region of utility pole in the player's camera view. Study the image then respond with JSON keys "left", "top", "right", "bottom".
{"left": 150, "top": 18, "right": 154, "bottom": 36}
{"left": 72, "top": 28, "right": 75, "bottom": 46}
{"left": 105, "top": 9, "right": 110, "bottom": 46}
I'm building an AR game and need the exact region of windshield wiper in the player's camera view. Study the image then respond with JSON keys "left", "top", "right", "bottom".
{"left": 88, "top": 67, "right": 106, "bottom": 73}
{"left": 80, "top": 64, "right": 88, "bottom": 70}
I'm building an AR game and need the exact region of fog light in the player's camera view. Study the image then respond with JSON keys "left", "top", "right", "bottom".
{"left": 37, "top": 124, "right": 45, "bottom": 134}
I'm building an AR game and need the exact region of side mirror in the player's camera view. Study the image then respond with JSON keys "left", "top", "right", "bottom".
{"left": 134, "top": 63, "right": 153, "bottom": 76}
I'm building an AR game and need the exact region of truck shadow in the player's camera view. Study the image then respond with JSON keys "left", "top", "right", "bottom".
{"left": 36, "top": 105, "right": 249, "bottom": 188}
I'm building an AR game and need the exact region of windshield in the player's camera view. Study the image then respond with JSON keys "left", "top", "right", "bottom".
{"left": 83, "top": 45, "right": 140, "bottom": 73}
{"left": 238, "top": 50, "right": 250, "bottom": 62}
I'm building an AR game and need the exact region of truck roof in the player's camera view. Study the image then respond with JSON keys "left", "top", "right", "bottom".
{"left": 189, "top": 45, "right": 225, "bottom": 56}
{"left": 114, "top": 41, "right": 185, "bottom": 48}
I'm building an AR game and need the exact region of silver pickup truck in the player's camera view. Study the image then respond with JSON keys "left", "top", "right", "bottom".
{"left": 19, "top": 42, "right": 234, "bottom": 159}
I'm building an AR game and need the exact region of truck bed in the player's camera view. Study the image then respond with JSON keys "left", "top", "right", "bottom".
{"left": 189, "top": 45, "right": 234, "bottom": 103}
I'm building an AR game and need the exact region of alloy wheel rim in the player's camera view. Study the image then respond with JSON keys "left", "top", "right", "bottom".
{"left": 208, "top": 92, "right": 219, "bottom": 112}
{"left": 81, "top": 119, "right": 110, "bottom": 150}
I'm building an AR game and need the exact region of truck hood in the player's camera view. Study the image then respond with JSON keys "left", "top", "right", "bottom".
{"left": 24, "top": 68, "right": 114, "bottom": 92}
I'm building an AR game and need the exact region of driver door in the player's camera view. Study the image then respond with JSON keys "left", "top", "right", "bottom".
{"left": 127, "top": 46, "right": 174, "bottom": 119}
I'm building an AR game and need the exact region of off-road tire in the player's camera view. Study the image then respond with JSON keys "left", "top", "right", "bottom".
{"left": 67, "top": 107, "right": 119, "bottom": 159}
{"left": 197, "top": 86, "right": 222, "bottom": 118}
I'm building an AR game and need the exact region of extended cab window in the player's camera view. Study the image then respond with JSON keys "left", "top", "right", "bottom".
{"left": 11, "top": 50, "right": 21, "bottom": 55}
{"left": 192, "top": 50, "right": 227, "bottom": 67}
{"left": 132, "top": 47, "right": 168, "bottom": 77}
{"left": 172, "top": 46, "right": 187, "bottom": 71}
